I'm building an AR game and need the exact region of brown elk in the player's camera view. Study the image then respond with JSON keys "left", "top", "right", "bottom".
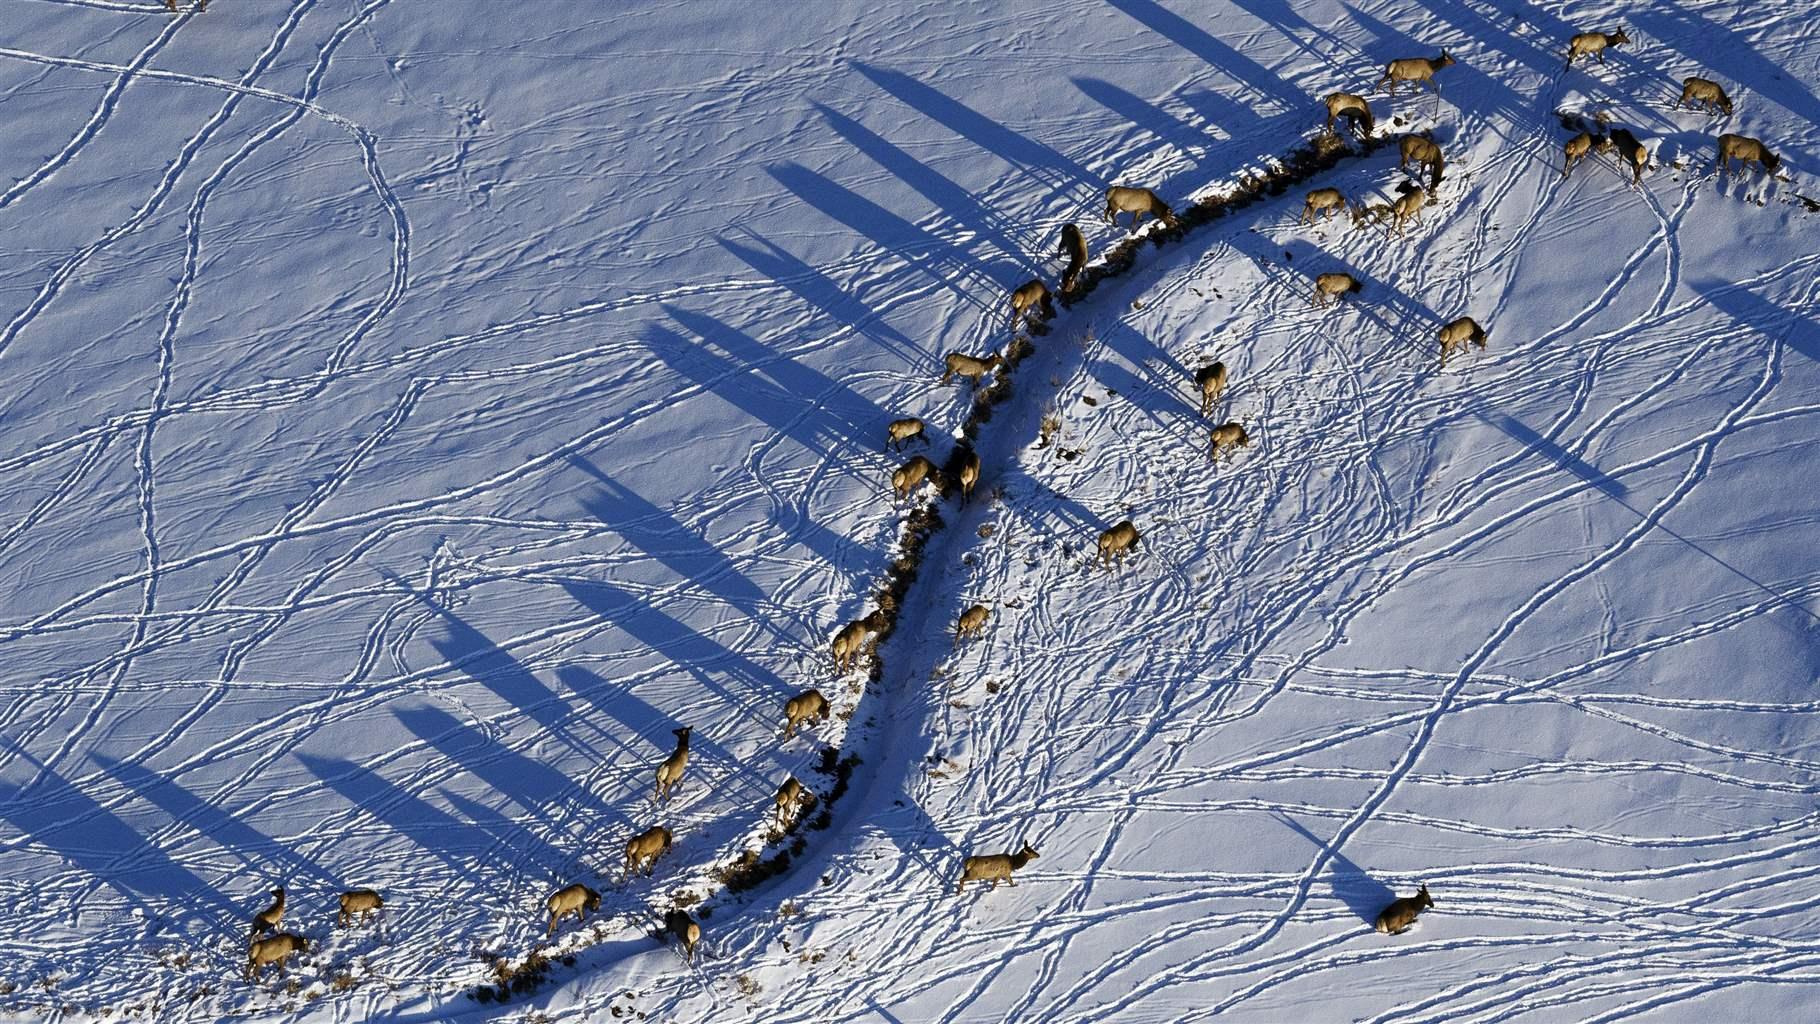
{"left": 1438, "top": 316, "right": 1488, "bottom": 366}
{"left": 1058, "top": 223, "right": 1089, "bottom": 293}
{"left": 1565, "top": 28, "right": 1629, "bottom": 70}
{"left": 337, "top": 889, "right": 383, "bottom": 928}
{"left": 887, "top": 416, "right": 926, "bottom": 451}
{"left": 1313, "top": 272, "right": 1362, "bottom": 307}
{"left": 1323, "top": 91, "right": 1375, "bottom": 136}
{"left": 957, "top": 842, "right": 1039, "bottom": 894}
{"left": 1301, "top": 187, "right": 1348, "bottom": 225}
{"left": 1400, "top": 135, "right": 1445, "bottom": 188}
{"left": 1104, "top": 186, "right": 1176, "bottom": 231}
{"left": 774, "top": 776, "right": 814, "bottom": 829}
{"left": 1097, "top": 520, "right": 1141, "bottom": 569}
{"left": 1209, "top": 422, "right": 1251, "bottom": 464}
{"left": 625, "top": 825, "right": 674, "bottom": 880}
{"left": 1377, "top": 51, "right": 1454, "bottom": 100}
{"left": 832, "top": 617, "right": 872, "bottom": 673}
{"left": 546, "top": 883, "right": 601, "bottom": 935}
{"left": 1607, "top": 128, "right": 1648, "bottom": 185}
{"left": 782, "top": 688, "right": 830, "bottom": 740}
{"left": 1375, "top": 884, "right": 1434, "bottom": 935}
{"left": 665, "top": 908, "right": 702, "bottom": 963}
{"left": 245, "top": 933, "right": 307, "bottom": 981}
{"left": 954, "top": 603, "right": 990, "bottom": 646}
{"left": 1716, "top": 133, "right": 1780, "bottom": 176}
{"left": 1676, "top": 77, "right": 1733, "bottom": 116}
{"left": 943, "top": 351, "right": 1002, "bottom": 387}
{"left": 892, "top": 455, "right": 940, "bottom": 501}
{"left": 654, "top": 726, "right": 691, "bottom": 804}
{"left": 1010, "top": 279, "right": 1055, "bottom": 330}
{"left": 958, "top": 448, "right": 981, "bottom": 504}
{"left": 1195, "top": 362, "right": 1228, "bottom": 416}
{"left": 250, "top": 887, "right": 284, "bottom": 939}
{"left": 1368, "top": 185, "right": 1427, "bottom": 237}
{"left": 1562, "top": 131, "right": 1600, "bottom": 177}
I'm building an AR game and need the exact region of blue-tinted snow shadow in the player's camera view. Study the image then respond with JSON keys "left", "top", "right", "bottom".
{"left": 1275, "top": 812, "right": 1393, "bottom": 928}
{"left": 717, "top": 226, "right": 930, "bottom": 369}
{"left": 1695, "top": 276, "right": 1820, "bottom": 366}
{"left": 1482, "top": 411, "right": 1629, "bottom": 501}
{"left": 1635, "top": 7, "right": 1818, "bottom": 170}
{"left": 1103, "top": 0, "right": 1304, "bottom": 113}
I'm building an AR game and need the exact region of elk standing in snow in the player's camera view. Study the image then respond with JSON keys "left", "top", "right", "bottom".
{"left": 1375, "top": 884, "right": 1434, "bottom": 935}
{"left": 1104, "top": 186, "right": 1177, "bottom": 231}
{"left": 887, "top": 417, "right": 926, "bottom": 451}
{"left": 892, "top": 455, "right": 940, "bottom": 501}
{"left": 1400, "top": 135, "right": 1445, "bottom": 189}
{"left": 1716, "top": 133, "right": 1780, "bottom": 177}
{"left": 250, "top": 887, "right": 284, "bottom": 939}
{"left": 1676, "top": 77, "right": 1733, "bottom": 116}
{"left": 1562, "top": 131, "right": 1601, "bottom": 177}
{"left": 1059, "top": 223, "right": 1089, "bottom": 293}
{"left": 245, "top": 933, "right": 307, "bottom": 981}
{"left": 546, "top": 883, "right": 601, "bottom": 935}
{"left": 665, "top": 908, "right": 702, "bottom": 963}
{"left": 1195, "top": 362, "right": 1228, "bottom": 416}
{"left": 774, "top": 776, "right": 814, "bottom": 829}
{"left": 1313, "top": 272, "right": 1362, "bottom": 307}
{"left": 1010, "top": 279, "right": 1055, "bottom": 331}
{"left": 625, "top": 825, "right": 674, "bottom": 880}
{"left": 1324, "top": 91, "right": 1375, "bottom": 136}
{"left": 1607, "top": 128, "right": 1648, "bottom": 185}
{"left": 1377, "top": 51, "right": 1454, "bottom": 102}
{"left": 957, "top": 842, "right": 1039, "bottom": 894}
{"left": 832, "top": 617, "right": 872, "bottom": 673}
{"left": 1374, "top": 185, "right": 1427, "bottom": 237}
{"left": 959, "top": 448, "right": 981, "bottom": 505}
{"left": 1209, "top": 422, "right": 1251, "bottom": 464}
{"left": 943, "top": 351, "right": 1001, "bottom": 387}
{"left": 1097, "top": 521, "right": 1141, "bottom": 570}
{"left": 1301, "top": 187, "right": 1348, "bottom": 225}
{"left": 1565, "top": 28, "right": 1629, "bottom": 70}
{"left": 954, "top": 604, "right": 990, "bottom": 646}
{"left": 782, "top": 689, "right": 830, "bottom": 740}
{"left": 654, "top": 726, "right": 691, "bottom": 804}
{"left": 1438, "top": 317, "right": 1488, "bottom": 366}
{"left": 337, "top": 889, "right": 383, "bottom": 928}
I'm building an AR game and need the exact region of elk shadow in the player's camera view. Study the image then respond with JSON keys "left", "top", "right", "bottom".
{"left": 1696, "top": 276, "right": 1820, "bottom": 365}
{"left": 1073, "top": 76, "right": 1211, "bottom": 195}
{"left": 1480, "top": 410, "right": 1628, "bottom": 501}
{"left": 1275, "top": 812, "right": 1393, "bottom": 927}
{"left": 717, "top": 227, "right": 928, "bottom": 369}
{"left": 1103, "top": 0, "right": 1304, "bottom": 113}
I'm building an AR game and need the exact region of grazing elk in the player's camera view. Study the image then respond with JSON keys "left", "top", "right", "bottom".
{"left": 782, "top": 689, "right": 830, "bottom": 740}
{"left": 245, "top": 933, "right": 307, "bottom": 981}
{"left": 665, "top": 908, "right": 702, "bottom": 963}
{"left": 546, "top": 883, "right": 601, "bottom": 935}
{"left": 1375, "top": 184, "right": 1427, "bottom": 237}
{"left": 1377, "top": 51, "right": 1454, "bottom": 100}
{"left": 1313, "top": 272, "right": 1362, "bottom": 307}
{"left": 892, "top": 455, "right": 940, "bottom": 501}
{"left": 954, "top": 603, "right": 990, "bottom": 646}
{"left": 832, "top": 617, "right": 872, "bottom": 673}
{"left": 1209, "top": 422, "right": 1251, "bottom": 464}
{"left": 1375, "top": 884, "right": 1434, "bottom": 935}
{"left": 1562, "top": 131, "right": 1601, "bottom": 177}
{"left": 774, "top": 776, "right": 814, "bottom": 829}
{"left": 1301, "top": 187, "right": 1348, "bottom": 225}
{"left": 943, "top": 351, "right": 1002, "bottom": 387}
{"left": 1059, "top": 223, "right": 1089, "bottom": 293}
{"left": 1676, "top": 77, "right": 1733, "bottom": 116}
{"left": 1104, "top": 186, "right": 1176, "bottom": 231}
{"left": 1400, "top": 135, "right": 1445, "bottom": 189}
{"left": 1097, "top": 520, "right": 1141, "bottom": 570}
{"left": 1716, "top": 133, "right": 1780, "bottom": 177}
{"left": 337, "top": 889, "right": 384, "bottom": 928}
{"left": 625, "top": 825, "right": 674, "bottom": 880}
{"left": 1010, "top": 279, "right": 1055, "bottom": 330}
{"left": 1195, "top": 361, "right": 1228, "bottom": 416}
{"left": 1607, "top": 128, "right": 1648, "bottom": 185}
{"left": 957, "top": 842, "right": 1039, "bottom": 894}
{"left": 250, "top": 887, "right": 284, "bottom": 939}
{"left": 959, "top": 448, "right": 981, "bottom": 505}
{"left": 887, "top": 416, "right": 927, "bottom": 451}
{"left": 1438, "top": 316, "right": 1488, "bottom": 366}
{"left": 1323, "top": 91, "right": 1375, "bottom": 137}
{"left": 1565, "top": 28, "right": 1629, "bottom": 70}
{"left": 654, "top": 726, "right": 691, "bottom": 804}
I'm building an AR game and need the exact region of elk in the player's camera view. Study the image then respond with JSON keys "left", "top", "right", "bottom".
{"left": 892, "top": 455, "right": 940, "bottom": 501}
{"left": 654, "top": 726, "right": 691, "bottom": 804}
{"left": 1383, "top": 185, "right": 1426, "bottom": 237}
{"left": 1195, "top": 361, "right": 1228, "bottom": 416}
{"left": 1399, "top": 135, "right": 1445, "bottom": 189}
{"left": 250, "top": 887, "right": 284, "bottom": 939}
{"left": 887, "top": 416, "right": 926, "bottom": 451}
{"left": 1716, "top": 133, "right": 1780, "bottom": 176}
{"left": 1565, "top": 28, "right": 1628, "bottom": 70}
{"left": 782, "top": 688, "right": 830, "bottom": 740}
{"left": 1313, "top": 272, "right": 1362, "bottom": 307}
{"left": 1377, "top": 51, "right": 1454, "bottom": 100}
{"left": 546, "top": 883, "right": 601, "bottom": 935}
{"left": 337, "top": 889, "right": 384, "bottom": 928}
{"left": 1097, "top": 520, "right": 1141, "bottom": 569}
{"left": 943, "top": 351, "right": 1002, "bottom": 387}
{"left": 1323, "top": 91, "right": 1375, "bottom": 136}
{"left": 774, "top": 776, "right": 814, "bottom": 829}
{"left": 1104, "top": 186, "right": 1176, "bottom": 231}
{"left": 1058, "top": 223, "right": 1089, "bottom": 293}
{"left": 1209, "top": 422, "right": 1251, "bottom": 464}
{"left": 1010, "top": 278, "right": 1055, "bottom": 330}
{"left": 957, "top": 842, "right": 1039, "bottom": 894}
{"left": 1563, "top": 131, "right": 1600, "bottom": 177}
{"left": 1301, "top": 187, "right": 1348, "bottom": 225}
{"left": 245, "top": 933, "right": 307, "bottom": 981}
{"left": 954, "top": 603, "right": 990, "bottom": 645}
{"left": 1375, "top": 884, "right": 1434, "bottom": 935}
{"left": 1607, "top": 128, "right": 1648, "bottom": 185}
{"left": 625, "top": 825, "right": 674, "bottom": 880}
{"left": 1438, "top": 316, "right": 1488, "bottom": 366}
{"left": 1676, "top": 77, "right": 1733, "bottom": 116}
{"left": 832, "top": 617, "right": 872, "bottom": 673}
{"left": 665, "top": 908, "right": 702, "bottom": 963}
{"left": 958, "top": 448, "right": 981, "bottom": 504}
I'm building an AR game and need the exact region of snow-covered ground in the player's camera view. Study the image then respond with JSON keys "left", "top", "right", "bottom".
{"left": 2, "top": 0, "right": 1818, "bottom": 1020}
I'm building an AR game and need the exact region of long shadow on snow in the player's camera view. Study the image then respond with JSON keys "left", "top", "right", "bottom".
{"left": 1072, "top": 76, "right": 1213, "bottom": 201}
{"left": 1635, "top": 7, "right": 1820, "bottom": 169}
{"left": 1102, "top": 0, "right": 1304, "bottom": 113}
{"left": 717, "top": 227, "right": 929, "bottom": 370}
{"left": 1275, "top": 811, "right": 1393, "bottom": 928}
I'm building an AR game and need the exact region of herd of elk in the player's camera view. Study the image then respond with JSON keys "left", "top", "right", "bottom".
{"left": 238, "top": 885, "right": 384, "bottom": 982}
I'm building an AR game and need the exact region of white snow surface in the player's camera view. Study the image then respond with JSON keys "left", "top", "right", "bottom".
{"left": 3, "top": 0, "right": 1819, "bottom": 1020}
